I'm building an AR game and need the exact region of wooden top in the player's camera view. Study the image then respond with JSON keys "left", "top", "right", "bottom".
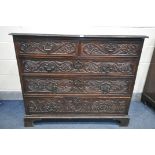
{"left": 9, "top": 33, "right": 148, "bottom": 38}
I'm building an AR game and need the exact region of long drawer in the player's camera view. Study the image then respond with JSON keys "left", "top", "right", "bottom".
{"left": 23, "top": 76, "right": 134, "bottom": 95}
{"left": 20, "top": 58, "right": 138, "bottom": 76}
{"left": 25, "top": 96, "right": 130, "bottom": 115}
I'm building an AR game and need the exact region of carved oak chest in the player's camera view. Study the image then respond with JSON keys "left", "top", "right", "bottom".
{"left": 11, "top": 33, "right": 147, "bottom": 127}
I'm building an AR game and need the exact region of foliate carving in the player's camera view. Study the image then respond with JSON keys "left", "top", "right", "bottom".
{"left": 16, "top": 39, "right": 78, "bottom": 54}
{"left": 25, "top": 78, "right": 131, "bottom": 94}
{"left": 81, "top": 40, "right": 142, "bottom": 56}
{"left": 100, "top": 83, "right": 111, "bottom": 93}
{"left": 44, "top": 62, "right": 56, "bottom": 72}
{"left": 23, "top": 60, "right": 134, "bottom": 75}
{"left": 100, "top": 63, "right": 133, "bottom": 73}
{"left": 27, "top": 98, "right": 128, "bottom": 114}
{"left": 72, "top": 60, "right": 83, "bottom": 70}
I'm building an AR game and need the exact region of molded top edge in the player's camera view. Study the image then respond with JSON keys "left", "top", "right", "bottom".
{"left": 9, "top": 33, "right": 149, "bottom": 38}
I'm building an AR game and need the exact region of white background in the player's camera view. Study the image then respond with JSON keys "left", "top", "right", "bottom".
{"left": 0, "top": 0, "right": 155, "bottom": 155}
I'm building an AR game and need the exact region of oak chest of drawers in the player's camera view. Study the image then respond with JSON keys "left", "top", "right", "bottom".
{"left": 11, "top": 33, "right": 147, "bottom": 127}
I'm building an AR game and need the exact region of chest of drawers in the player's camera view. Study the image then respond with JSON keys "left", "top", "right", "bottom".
{"left": 11, "top": 34, "right": 147, "bottom": 127}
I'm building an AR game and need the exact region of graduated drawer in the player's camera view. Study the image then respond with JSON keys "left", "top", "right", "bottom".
{"left": 23, "top": 76, "right": 134, "bottom": 95}
{"left": 25, "top": 96, "right": 130, "bottom": 115}
{"left": 13, "top": 36, "right": 79, "bottom": 56}
{"left": 21, "top": 58, "right": 138, "bottom": 76}
{"left": 80, "top": 39, "right": 143, "bottom": 57}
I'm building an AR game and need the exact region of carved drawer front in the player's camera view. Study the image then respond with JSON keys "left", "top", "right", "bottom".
{"left": 14, "top": 36, "right": 78, "bottom": 55}
{"left": 22, "top": 59, "right": 137, "bottom": 75}
{"left": 81, "top": 39, "right": 143, "bottom": 57}
{"left": 25, "top": 97, "right": 130, "bottom": 114}
{"left": 24, "top": 77, "right": 133, "bottom": 95}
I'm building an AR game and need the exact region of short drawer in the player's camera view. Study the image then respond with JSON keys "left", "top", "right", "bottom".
{"left": 21, "top": 58, "right": 138, "bottom": 76}
{"left": 23, "top": 77, "right": 134, "bottom": 95}
{"left": 13, "top": 36, "right": 79, "bottom": 56}
{"left": 81, "top": 39, "right": 143, "bottom": 57}
{"left": 25, "top": 96, "right": 130, "bottom": 115}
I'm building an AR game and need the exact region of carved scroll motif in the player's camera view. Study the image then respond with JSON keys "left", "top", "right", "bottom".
{"left": 25, "top": 78, "right": 131, "bottom": 94}
{"left": 81, "top": 41, "right": 142, "bottom": 56}
{"left": 23, "top": 60, "right": 134, "bottom": 74}
{"left": 17, "top": 39, "right": 78, "bottom": 54}
{"left": 27, "top": 98, "right": 128, "bottom": 114}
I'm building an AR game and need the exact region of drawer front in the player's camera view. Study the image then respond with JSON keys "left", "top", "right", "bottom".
{"left": 25, "top": 97, "right": 130, "bottom": 114}
{"left": 22, "top": 59, "right": 137, "bottom": 76}
{"left": 81, "top": 39, "right": 143, "bottom": 57}
{"left": 24, "top": 77, "right": 133, "bottom": 95}
{"left": 14, "top": 36, "right": 78, "bottom": 55}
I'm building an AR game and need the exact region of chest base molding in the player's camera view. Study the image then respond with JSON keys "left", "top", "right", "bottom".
{"left": 24, "top": 115, "right": 129, "bottom": 127}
